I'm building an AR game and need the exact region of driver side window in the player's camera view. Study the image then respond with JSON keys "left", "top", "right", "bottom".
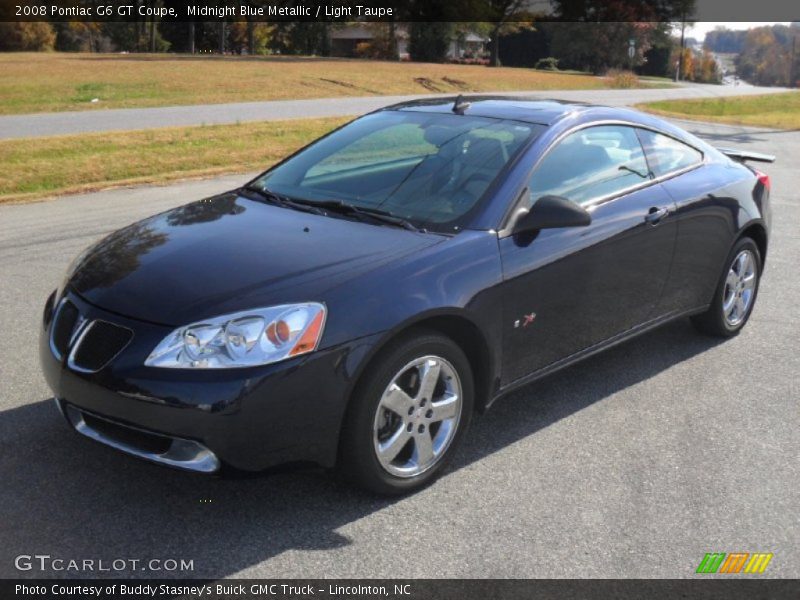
{"left": 528, "top": 125, "right": 650, "bottom": 207}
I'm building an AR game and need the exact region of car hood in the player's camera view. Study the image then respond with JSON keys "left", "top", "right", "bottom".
{"left": 69, "top": 193, "right": 443, "bottom": 326}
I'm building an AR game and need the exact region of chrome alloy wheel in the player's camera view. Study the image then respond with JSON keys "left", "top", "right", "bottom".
{"left": 372, "top": 355, "right": 462, "bottom": 478}
{"left": 723, "top": 249, "right": 757, "bottom": 327}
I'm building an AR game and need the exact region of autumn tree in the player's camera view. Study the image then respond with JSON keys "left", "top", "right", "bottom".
{"left": 54, "top": 23, "right": 112, "bottom": 52}
{"left": 680, "top": 47, "right": 694, "bottom": 80}
{"left": 0, "top": 22, "right": 56, "bottom": 51}
{"left": 737, "top": 25, "right": 795, "bottom": 87}
{"left": 667, "top": 45, "right": 720, "bottom": 83}
{"left": 698, "top": 49, "right": 720, "bottom": 82}
{"left": 353, "top": 23, "right": 400, "bottom": 60}
{"left": 228, "top": 22, "right": 271, "bottom": 55}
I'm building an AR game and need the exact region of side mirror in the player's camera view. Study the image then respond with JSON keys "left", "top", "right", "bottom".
{"left": 512, "top": 195, "right": 591, "bottom": 234}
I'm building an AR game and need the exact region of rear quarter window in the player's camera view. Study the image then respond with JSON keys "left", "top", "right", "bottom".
{"left": 637, "top": 129, "right": 703, "bottom": 177}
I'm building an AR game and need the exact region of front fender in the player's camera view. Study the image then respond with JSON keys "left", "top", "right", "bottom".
{"left": 321, "top": 229, "right": 505, "bottom": 407}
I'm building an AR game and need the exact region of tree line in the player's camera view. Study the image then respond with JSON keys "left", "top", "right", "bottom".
{"left": 0, "top": 0, "right": 730, "bottom": 83}
{"left": 706, "top": 24, "right": 800, "bottom": 87}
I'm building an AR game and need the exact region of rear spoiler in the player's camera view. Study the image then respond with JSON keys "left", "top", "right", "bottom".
{"left": 717, "top": 147, "right": 776, "bottom": 163}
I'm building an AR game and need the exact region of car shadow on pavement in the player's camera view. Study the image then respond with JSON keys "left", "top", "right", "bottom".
{"left": 0, "top": 319, "right": 722, "bottom": 579}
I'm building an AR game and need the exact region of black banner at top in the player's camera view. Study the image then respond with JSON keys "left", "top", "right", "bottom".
{"left": 1, "top": 0, "right": 799, "bottom": 23}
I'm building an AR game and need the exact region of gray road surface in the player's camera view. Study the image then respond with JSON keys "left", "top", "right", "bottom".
{"left": 0, "top": 82, "right": 790, "bottom": 140}
{"left": 0, "top": 119, "right": 797, "bottom": 579}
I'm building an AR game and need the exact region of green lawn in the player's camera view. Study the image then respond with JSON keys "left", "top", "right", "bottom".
{"left": 637, "top": 92, "right": 800, "bottom": 129}
{"left": 0, "top": 117, "right": 349, "bottom": 203}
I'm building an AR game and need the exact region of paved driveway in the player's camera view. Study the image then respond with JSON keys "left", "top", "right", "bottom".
{"left": 0, "top": 119, "right": 796, "bottom": 579}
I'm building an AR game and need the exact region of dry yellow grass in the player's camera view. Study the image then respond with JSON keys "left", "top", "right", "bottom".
{"left": 0, "top": 117, "right": 349, "bottom": 203}
{"left": 0, "top": 53, "right": 619, "bottom": 115}
{"left": 637, "top": 92, "right": 800, "bottom": 129}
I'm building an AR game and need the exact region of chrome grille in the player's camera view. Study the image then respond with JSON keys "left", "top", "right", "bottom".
{"left": 49, "top": 299, "right": 134, "bottom": 372}
{"left": 69, "top": 320, "right": 133, "bottom": 373}
{"left": 50, "top": 300, "right": 80, "bottom": 359}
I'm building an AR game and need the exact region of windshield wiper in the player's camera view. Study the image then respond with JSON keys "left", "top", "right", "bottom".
{"left": 240, "top": 185, "right": 326, "bottom": 216}
{"left": 309, "top": 200, "right": 423, "bottom": 232}
{"left": 241, "top": 187, "right": 422, "bottom": 232}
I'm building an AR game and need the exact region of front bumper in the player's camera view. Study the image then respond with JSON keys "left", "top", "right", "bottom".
{"left": 41, "top": 291, "right": 381, "bottom": 473}
{"left": 57, "top": 399, "right": 221, "bottom": 473}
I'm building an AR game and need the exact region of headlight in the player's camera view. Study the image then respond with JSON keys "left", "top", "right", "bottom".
{"left": 145, "top": 303, "right": 326, "bottom": 369}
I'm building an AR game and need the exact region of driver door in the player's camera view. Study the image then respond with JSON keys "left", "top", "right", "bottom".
{"left": 499, "top": 125, "right": 677, "bottom": 384}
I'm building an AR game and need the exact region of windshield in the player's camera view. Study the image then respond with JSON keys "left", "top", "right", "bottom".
{"left": 250, "top": 111, "right": 542, "bottom": 232}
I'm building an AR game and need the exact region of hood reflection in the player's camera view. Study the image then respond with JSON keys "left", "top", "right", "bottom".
{"left": 71, "top": 194, "right": 247, "bottom": 290}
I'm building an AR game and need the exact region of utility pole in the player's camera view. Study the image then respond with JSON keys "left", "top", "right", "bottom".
{"left": 389, "top": 20, "right": 399, "bottom": 60}
{"left": 791, "top": 34, "right": 797, "bottom": 88}
{"left": 675, "top": 19, "right": 686, "bottom": 82}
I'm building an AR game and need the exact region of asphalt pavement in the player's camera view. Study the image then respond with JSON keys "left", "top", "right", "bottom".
{"left": 0, "top": 82, "right": 789, "bottom": 140}
{"left": 0, "top": 119, "right": 797, "bottom": 579}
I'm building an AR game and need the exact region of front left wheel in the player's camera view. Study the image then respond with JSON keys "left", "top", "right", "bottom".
{"left": 338, "top": 330, "right": 474, "bottom": 495}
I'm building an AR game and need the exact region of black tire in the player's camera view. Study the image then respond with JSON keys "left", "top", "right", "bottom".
{"left": 338, "top": 329, "right": 474, "bottom": 495}
{"left": 691, "top": 237, "right": 762, "bottom": 337}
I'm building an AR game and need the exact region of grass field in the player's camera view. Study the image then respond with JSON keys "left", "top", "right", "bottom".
{"left": 1, "top": 53, "right": 649, "bottom": 115}
{"left": 637, "top": 92, "right": 800, "bottom": 129}
{"left": 0, "top": 117, "right": 349, "bottom": 203}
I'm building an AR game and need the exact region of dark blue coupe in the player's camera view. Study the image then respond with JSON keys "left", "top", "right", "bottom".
{"left": 41, "top": 97, "right": 773, "bottom": 494}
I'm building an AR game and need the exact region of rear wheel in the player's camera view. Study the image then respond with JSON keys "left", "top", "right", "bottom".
{"left": 339, "top": 330, "right": 474, "bottom": 495}
{"left": 691, "top": 237, "right": 761, "bottom": 337}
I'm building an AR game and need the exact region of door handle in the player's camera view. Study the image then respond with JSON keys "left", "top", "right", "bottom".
{"left": 645, "top": 206, "right": 669, "bottom": 225}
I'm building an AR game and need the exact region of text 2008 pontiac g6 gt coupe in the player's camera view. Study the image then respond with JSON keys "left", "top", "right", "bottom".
{"left": 41, "top": 97, "right": 773, "bottom": 494}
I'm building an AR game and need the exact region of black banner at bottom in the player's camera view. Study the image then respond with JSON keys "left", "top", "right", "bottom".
{"left": 3, "top": 579, "right": 799, "bottom": 600}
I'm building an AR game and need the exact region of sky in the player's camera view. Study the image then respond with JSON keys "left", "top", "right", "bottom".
{"left": 686, "top": 22, "right": 791, "bottom": 42}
